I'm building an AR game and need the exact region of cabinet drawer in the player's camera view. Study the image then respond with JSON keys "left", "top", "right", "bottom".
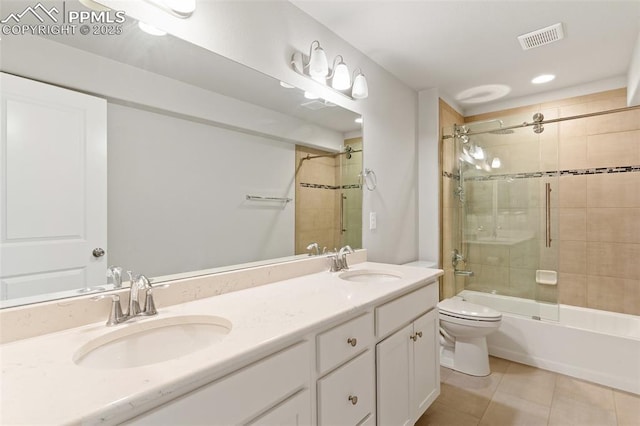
{"left": 317, "top": 312, "right": 374, "bottom": 375}
{"left": 376, "top": 282, "right": 438, "bottom": 339}
{"left": 317, "top": 350, "right": 375, "bottom": 426}
{"left": 127, "top": 341, "right": 310, "bottom": 425}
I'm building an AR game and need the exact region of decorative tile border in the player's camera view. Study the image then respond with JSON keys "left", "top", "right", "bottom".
{"left": 461, "top": 165, "right": 640, "bottom": 182}
{"left": 300, "top": 183, "right": 363, "bottom": 190}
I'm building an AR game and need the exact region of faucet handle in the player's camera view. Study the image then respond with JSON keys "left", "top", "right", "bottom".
{"left": 306, "top": 242, "right": 320, "bottom": 256}
{"left": 338, "top": 245, "right": 354, "bottom": 270}
{"left": 141, "top": 284, "right": 169, "bottom": 316}
{"left": 91, "top": 294, "right": 125, "bottom": 326}
{"left": 106, "top": 266, "right": 123, "bottom": 288}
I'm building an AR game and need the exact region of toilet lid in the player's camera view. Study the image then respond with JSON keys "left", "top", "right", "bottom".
{"left": 438, "top": 298, "right": 502, "bottom": 321}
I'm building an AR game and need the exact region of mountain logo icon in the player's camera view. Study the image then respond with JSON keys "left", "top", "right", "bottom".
{"left": 1, "top": 3, "right": 60, "bottom": 24}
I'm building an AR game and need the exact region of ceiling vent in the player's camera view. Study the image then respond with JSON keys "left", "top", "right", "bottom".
{"left": 518, "top": 23, "right": 565, "bottom": 50}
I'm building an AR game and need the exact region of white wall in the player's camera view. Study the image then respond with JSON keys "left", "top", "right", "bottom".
{"left": 100, "top": 0, "right": 419, "bottom": 264}
{"left": 108, "top": 104, "right": 294, "bottom": 276}
{"left": 417, "top": 89, "right": 440, "bottom": 265}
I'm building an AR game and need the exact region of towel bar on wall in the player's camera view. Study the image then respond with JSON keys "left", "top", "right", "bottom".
{"left": 246, "top": 195, "right": 292, "bottom": 203}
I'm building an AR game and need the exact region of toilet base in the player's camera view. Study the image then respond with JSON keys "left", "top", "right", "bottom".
{"left": 439, "top": 336, "right": 491, "bottom": 376}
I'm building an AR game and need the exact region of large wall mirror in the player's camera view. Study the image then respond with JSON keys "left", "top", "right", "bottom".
{"left": 0, "top": 1, "right": 363, "bottom": 308}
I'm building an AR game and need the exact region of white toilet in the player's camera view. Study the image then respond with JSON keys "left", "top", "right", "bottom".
{"left": 438, "top": 297, "right": 502, "bottom": 376}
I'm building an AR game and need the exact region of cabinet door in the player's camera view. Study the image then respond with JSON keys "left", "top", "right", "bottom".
{"left": 376, "top": 323, "right": 413, "bottom": 426}
{"left": 246, "top": 389, "right": 310, "bottom": 426}
{"left": 412, "top": 309, "right": 439, "bottom": 419}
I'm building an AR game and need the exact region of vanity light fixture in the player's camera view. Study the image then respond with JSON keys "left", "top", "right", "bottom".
{"left": 491, "top": 157, "right": 502, "bottom": 169}
{"left": 291, "top": 40, "right": 368, "bottom": 100}
{"left": 351, "top": 68, "right": 369, "bottom": 99}
{"left": 329, "top": 55, "right": 351, "bottom": 90}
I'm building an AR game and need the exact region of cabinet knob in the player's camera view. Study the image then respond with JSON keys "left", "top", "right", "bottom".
{"left": 348, "top": 395, "right": 358, "bottom": 405}
{"left": 347, "top": 337, "right": 357, "bottom": 347}
{"left": 410, "top": 333, "right": 417, "bottom": 342}
{"left": 416, "top": 331, "right": 423, "bottom": 338}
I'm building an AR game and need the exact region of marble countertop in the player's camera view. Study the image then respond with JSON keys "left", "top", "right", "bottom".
{"left": 0, "top": 262, "right": 442, "bottom": 425}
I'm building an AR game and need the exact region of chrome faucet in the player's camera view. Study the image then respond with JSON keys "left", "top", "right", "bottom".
{"left": 328, "top": 245, "right": 354, "bottom": 272}
{"left": 339, "top": 245, "right": 354, "bottom": 270}
{"left": 106, "top": 265, "right": 123, "bottom": 288}
{"left": 92, "top": 271, "right": 166, "bottom": 326}
{"left": 306, "top": 242, "right": 320, "bottom": 256}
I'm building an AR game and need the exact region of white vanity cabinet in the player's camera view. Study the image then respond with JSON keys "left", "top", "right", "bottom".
{"left": 125, "top": 341, "right": 311, "bottom": 425}
{"left": 316, "top": 312, "right": 376, "bottom": 426}
{"left": 375, "top": 285, "right": 440, "bottom": 426}
{"left": 124, "top": 279, "right": 440, "bottom": 426}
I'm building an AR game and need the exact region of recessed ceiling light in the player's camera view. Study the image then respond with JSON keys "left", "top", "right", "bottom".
{"left": 355, "top": 117, "right": 363, "bottom": 124}
{"left": 532, "top": 74, "right": 555, "bottom": 84}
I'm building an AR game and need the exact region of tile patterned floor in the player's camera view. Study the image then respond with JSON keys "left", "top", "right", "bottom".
{"left": 416, "top": 357, "right": 640, "bottom": 426}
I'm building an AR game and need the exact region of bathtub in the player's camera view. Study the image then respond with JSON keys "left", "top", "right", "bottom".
{"left": 458, "top": 290, "right": 640, "bottom": 395}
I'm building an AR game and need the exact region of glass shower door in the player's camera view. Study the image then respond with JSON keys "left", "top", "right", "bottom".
{"left": 458, "top": 115, "right": 559, "bottom": 320}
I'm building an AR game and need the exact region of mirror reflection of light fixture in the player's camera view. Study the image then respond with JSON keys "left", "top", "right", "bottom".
{"left": 291, "top": 40, "right": 368, "bottom": 100}
{"left": 304, "top": 91, "right": 319, "bottom": 100}
{"left": 143, "top": 0, "right": 196, "bottom": 18}
{"left": 138, "top": 20, "right": 167, "bottom": 36}
{"left": 491, "top": 157, "right": 502, "bottom": 168}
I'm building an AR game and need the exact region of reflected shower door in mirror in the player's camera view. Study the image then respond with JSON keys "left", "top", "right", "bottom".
{"left": 454, "top": 116, "right": 559, "bottom": 320}
{"left": 294, "top": 137, "right": 363, "bottom": 254}
{"left": 0, "top": 8, "right": 362, "bottom": 308}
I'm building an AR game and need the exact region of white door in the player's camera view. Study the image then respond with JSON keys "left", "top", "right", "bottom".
{"left": 412, "top": 309, "right": 439, "bottom": 419}
{"left": 0, "top": 72, "right": 107, "bottom": 302}
{"left": 376, "top": 323, "right": 414, "bottom": 426}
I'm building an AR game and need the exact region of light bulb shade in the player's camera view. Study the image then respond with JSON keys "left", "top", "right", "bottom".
{"left": 352, "top": 72, "right": 369, "bottom": 99}
{"left": 331, "top": 62, "right": 351, "bottom": 90}
{"left": 309, "top": 45, "right": 329, "bottom": 78}
{"left": 491, "top": 157, "right": 501, "bottom": 168}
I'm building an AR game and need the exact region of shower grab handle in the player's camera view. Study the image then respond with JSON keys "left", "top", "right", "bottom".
{"left": 545, "top": 183, "right": 552, "bottom": 248}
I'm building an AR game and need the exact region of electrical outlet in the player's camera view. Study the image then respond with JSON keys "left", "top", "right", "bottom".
{"left": 369, "top": 212, "right": 377, "bottom": 230}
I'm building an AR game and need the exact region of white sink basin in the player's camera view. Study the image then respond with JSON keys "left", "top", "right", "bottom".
{"left": 339, "top": 269, "right": 402, "bottom": 283}
{"left": 74, "top": 315, "right": 232, "bottom": 369}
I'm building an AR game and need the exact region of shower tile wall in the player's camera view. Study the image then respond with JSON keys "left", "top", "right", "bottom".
{"left": 451, "top": 88, "right": 640, "bottom": 315}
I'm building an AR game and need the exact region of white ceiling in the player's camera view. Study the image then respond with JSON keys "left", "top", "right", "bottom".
{"left": 292, "top": 1, "right": 640, "bottom": 113}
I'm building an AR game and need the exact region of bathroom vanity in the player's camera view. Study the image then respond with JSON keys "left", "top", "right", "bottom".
{"left": 0, "top": 259, "right": 442, "bottom": 425}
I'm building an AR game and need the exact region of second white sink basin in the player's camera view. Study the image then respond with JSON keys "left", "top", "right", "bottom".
{"left": 339, "top": 269, "right": 402, "bottom": 283}
{"left": 74, "top": 315, "right": 232, "bottom": 369}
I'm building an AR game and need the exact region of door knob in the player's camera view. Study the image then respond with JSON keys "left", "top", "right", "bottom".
{"left": 92, "top": 248, "right": 105, "bottom": 258}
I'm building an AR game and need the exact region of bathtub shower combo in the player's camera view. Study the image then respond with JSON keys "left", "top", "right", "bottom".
{"left": 441, "top": 108, "right": 640, "bottom": 395}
